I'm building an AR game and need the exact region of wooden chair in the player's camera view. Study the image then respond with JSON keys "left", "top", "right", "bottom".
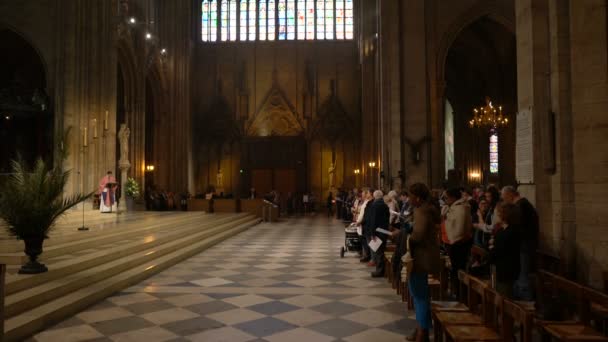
{"left": 441, "top": 282, "right": 502, "bottom": 342}
{"left": 385, "top": 252, "right": 394, "bottom": 284}
{"left": 433, "top": 273, "right": 490, "bottom": 342}
{"left": 503, "top": 297, "right": 534, "bottom": 342}
{"left": 536, "top": 271, "right": 608, "bottom": 341}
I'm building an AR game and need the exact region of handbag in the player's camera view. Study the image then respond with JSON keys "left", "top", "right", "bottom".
{"left": 400, "top": 236, "right": 414, "bottom": 281}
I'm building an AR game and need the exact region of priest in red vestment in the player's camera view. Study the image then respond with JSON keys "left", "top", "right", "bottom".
{"left": 99, "top": 171, "right": 117, "bottom": 213}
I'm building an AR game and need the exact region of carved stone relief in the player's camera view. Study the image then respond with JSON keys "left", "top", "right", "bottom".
{"left": 247, "top": 85, "right": 303, "bottom": 137}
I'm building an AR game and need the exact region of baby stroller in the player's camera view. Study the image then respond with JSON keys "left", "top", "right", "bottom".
{"left": 340, "top": 223, "right": 362, "bottom": 258}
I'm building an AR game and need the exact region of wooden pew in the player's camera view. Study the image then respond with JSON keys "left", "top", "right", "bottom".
{"left": 503, "top": 296, "right": 534, "bottom": 342}
{"left": 433, "top": 272, "right": 488, "bottom": 341}
{"left": 535, "top": 270, "right": 608, "bottom": 341}
{"left": 439, "top": 276, "right": 502, "bottom": 341}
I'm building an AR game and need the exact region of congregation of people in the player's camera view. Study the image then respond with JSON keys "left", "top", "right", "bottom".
{"left": 337, "top": 182, "right": 539, "bottom": 341}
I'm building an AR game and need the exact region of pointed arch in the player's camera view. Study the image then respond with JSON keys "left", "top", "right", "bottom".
{"left": 247, "top": 84, "right": 303, "bottom": 137}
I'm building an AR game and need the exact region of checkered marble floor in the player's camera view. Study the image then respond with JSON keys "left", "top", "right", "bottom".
{"left": 31, "top": 217, "right": 417, "bottom": 342}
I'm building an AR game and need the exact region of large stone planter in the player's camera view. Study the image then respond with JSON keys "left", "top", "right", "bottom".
{"left": 19, "top": 236, "right": 48, "bottom": 274}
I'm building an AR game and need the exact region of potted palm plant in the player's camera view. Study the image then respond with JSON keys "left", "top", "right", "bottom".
{"left": 124, "top": 177, "right": 140, "bottom": 211}
{"left": 0, "top": 129, "right": 91, "bottom": 274}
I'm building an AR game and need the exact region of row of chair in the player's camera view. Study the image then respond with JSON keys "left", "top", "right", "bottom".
{"left": 381, "top": 246, "right": 608, "bottom": 341}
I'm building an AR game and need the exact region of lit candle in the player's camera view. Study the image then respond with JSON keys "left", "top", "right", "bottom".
{"left": 93, "top": 118, "right": 98, "bottom": 138}
{"left": 104, "top": 110, "right": 109, "bottom": 130}
{"left": 83, "top": 127, "right": 88, "bottom": 147}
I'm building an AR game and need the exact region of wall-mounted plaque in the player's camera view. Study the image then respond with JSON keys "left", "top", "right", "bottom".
{"left": 516, "top": 108, "right": 534, "bottom": 184}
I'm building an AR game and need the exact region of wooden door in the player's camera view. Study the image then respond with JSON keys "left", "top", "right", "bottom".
{"left": 274, "top": 169, "right": 297, "bottom": 195}
{"left": 251, "top": 169, "right": 273, "bottom": 196}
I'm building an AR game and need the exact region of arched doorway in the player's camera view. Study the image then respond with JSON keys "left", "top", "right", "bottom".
{"left": 443, "top": 17, "right": 516, "bottom": 187}
{"left": 0, "top": 29, "right": 51, "bottom": 172}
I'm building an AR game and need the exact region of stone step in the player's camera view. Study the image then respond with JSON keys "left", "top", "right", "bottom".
{"left": 4, "top": 214, "right": 258, "bottom": 318}
{"left": 0, "top": 212, "right": 220, "bottom": 264}
{"left": 4, "top": 213, "right": 251, "bottom": 295}
{"left": 0, "top": 212, "right": 192, "bottom": 253}
{"left": 3, "top": 218, "right": 259, "bottom": 342}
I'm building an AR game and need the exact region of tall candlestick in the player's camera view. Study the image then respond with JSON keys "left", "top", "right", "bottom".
{"left": 104, "top": 110, "right": 109, "bottom": 130}
{"left": 83, "top": 127, "right": 88, "bottom": 147}
{"left": 93, "top": 118, "right": 98, "bottom": 138}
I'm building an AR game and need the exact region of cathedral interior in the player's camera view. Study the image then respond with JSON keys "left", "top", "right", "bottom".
{"left": 0, "top": 0, "right": 607, "bottom": 341}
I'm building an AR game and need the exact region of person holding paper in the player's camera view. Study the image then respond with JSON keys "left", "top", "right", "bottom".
{"left": 406, "top": 183, "right": 441, "bottom": 342}
{"left": 356, "top": 188, "right": 373, "bottom": 263}
{"left": 368, "top": 190, "right": 390, "bottom": 278}
{"left": 443, "top": 187, "right": 473, "bottom": 298}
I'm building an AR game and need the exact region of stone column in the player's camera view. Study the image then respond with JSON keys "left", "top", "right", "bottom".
{"left": 118, "top": 124, "right": 131, "bottom": 213}
{"left": 401, "top": 0, "right": 431, "bottom": 185}
{"left": 119, "top": 160, "right": 131, "bottom": 213}
{"left": 515, "top": 0, "right": 553, "bottom": 245}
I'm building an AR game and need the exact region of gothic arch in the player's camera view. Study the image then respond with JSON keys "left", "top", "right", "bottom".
{"left": 0, "top": 25, "right": 49, "bottom": 86}
{"left": 116, "top": 37, "right": 138, "bottom": 117}
{"left": 0, "top": 27, "right": 52, "bottom": 171}
{"left": 436, "top": 0, "right": 515, "bottom": 86}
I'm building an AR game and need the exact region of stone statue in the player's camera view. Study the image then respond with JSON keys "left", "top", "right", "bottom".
{"left": 118, "top": 124, "right": 130, "bottom": 164}
{"left": 328, "top": 162, "right": 336, "bottom": 188}
{"left": 216, "top": 169, "right": 224, "bottom": 188}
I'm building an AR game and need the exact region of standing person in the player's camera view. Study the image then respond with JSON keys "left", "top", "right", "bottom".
{"left": 99, "top": 171, "right": 117, "bottom": 213}
{"left": 473, "top": 186, "right": 501, "bottom": 245}
{"left": 501, "top": 186, "right": 539, "bottom": 300}
{"left": 370, "top": 190, "right": 390, "bottom": 277}
{"left": 489, "top": 203, "right": 521, "bottom": 298}
{"left": 386, "top": 190, "right": 400, "bottom": 229}
{"left": 443, "top": 188, "right": 473, "bottom": 298}
{"left": 406, "top": 183, "right": 441, "bottom": 342}
{"left": 356, "top": 188, "right": 373, "bottom": 262}
{"left": 326, "top": 192, "right": 334, "bottom": 218}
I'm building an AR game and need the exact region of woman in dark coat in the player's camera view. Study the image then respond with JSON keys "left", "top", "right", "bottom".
{"left": 406, "top": 183, "right": 441, "bottom": 342}
{"left": 489, "top": 202, "right": 521, "bottom": 298}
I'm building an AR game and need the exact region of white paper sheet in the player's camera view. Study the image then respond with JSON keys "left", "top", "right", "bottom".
{"left": 375, "top": 228, "right": 392, "bottom": 235}
{"left": 368, "top": 238, "right": 383, "bottom": 252}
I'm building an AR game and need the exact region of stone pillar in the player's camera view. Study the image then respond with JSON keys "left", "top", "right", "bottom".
{"left": 515, "top": 0, "right": 553, "bottom": 247}
{"left": 569, "top": 0, "right": 608, "bottom": 286}
{"left": 119, "top": 160, "right": 131, "bottom": 213}
{"left": 401, "top": 0, "right": 431, "bottom": 185}
{"left": 54, "top": 0, "right": 118, "bottom": 197}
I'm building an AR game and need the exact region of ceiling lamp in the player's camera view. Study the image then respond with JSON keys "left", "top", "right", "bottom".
{"left": 469, "top": 96, "right": 509, "bottom": 128}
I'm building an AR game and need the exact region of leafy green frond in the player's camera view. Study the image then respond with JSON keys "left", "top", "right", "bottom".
{"left": 0, "top": 155, "right": 91, "bottom": 240}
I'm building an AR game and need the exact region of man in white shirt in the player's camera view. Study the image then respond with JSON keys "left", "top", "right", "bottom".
{"left": 357, "top": 188, "right": 372, "bottom": 262}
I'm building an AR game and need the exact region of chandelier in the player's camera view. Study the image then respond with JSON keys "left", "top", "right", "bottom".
{"left": 469, "top": 97, "right": 509, "bottom": 128}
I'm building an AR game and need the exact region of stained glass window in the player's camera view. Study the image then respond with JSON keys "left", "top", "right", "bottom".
{"left": 259, "top": 1, "right": 267, "bottom": 40}
{"left": 489, "top": 130, "right": 499, "bottom": 174}
{"left": 278, "top": 0, "right": 287, "bottom": 40}
{"left": 249, "top": 1, "right": 257, "bottom": 40}
{"left": 345, "top": 0, "right": 353, "bottom": 39}
{"left": 202, "top": 1, "right": 210, "bottom": 41}
{"left": 240, "top": 1, "right": 248, "bottom": 40}
{"left": 336, "top": 0, "right": 344, "bottom": 39}
{"left": 229, "top": 1, "right": 237, "bottom": 40}
{"left": 268, "top": 0, "right": 276, "bottom": 40}
{"left": 202, "top": 0, "right": 354, "bottom": 42}
{"left": 306, "top": 0, "right": 315, "bottom": 39}
{"left": 316, "top": 0, "right": 325, "bottom": 40}
{"left": 325, "top": 0, "right": 334, "bottom": 39}
{"left": 297, "top": 0, "right": 306, "bottom": 39}
{"left": 210, "top": 1, "right": 218, "bottom": 41}
{"left": 221, "top": 0, "right": 228, "bottom": 41}
{"left": 287, "top": 0, "right": 296, "bottom": 40}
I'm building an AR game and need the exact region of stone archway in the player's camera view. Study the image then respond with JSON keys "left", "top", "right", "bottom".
{"left": 442, "top": 16, "right": 517, "bottom": 187}
{"left": 0, "top": 28, "right": 51, "bottom": 172}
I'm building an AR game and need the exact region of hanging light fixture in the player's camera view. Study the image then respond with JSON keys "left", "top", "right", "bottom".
{"left": 469, "top": 96, "right": 509, "bottom": 128}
